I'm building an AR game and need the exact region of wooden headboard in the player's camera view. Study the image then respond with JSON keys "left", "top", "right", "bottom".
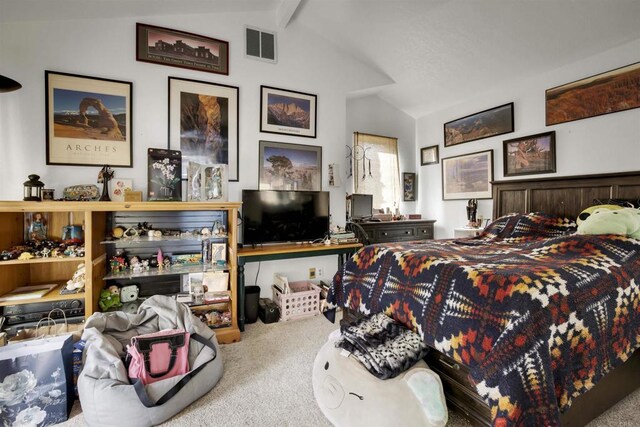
{"left": 492, "top": 171, "right": 640, "bottom": 219}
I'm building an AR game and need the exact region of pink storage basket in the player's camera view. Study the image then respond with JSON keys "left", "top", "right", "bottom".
{"left": 272, "top": 281, "right": 321, "bottom": 321}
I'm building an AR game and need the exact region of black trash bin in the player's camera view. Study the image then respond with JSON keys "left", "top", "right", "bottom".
{"left": 245, "top": 286, "right": 261, "bottom": 324}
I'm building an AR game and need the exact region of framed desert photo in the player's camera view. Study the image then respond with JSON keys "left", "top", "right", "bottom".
{"left": 45, "top": 71, "right": 132, "bottom": 167}
{"left": 136, "top": 23, "right": 229, "bottom": 75}
{"left": 260, "top": 86, "right": 317, "bottom": 138}
{"left": 503, "top": 131, "right": 556, "bottom": 177}
{"left": 403, "top": 173, "right": 416, "bottom": 201}
{"left": 421, "top": 145, "right": 439, "bottom": 165}
{"left": 442, "top": 150, "right": 493, "bottom": 200}
{"left": 546, "top": 62, "right": 640, "bottom": 126}
{"left": 259, "top": 140, "right": 321, "bottom": 191}
{"left": 169, "top": 77, "right": 239, "bottom": 181}
{"left": 444, "top": 103, "right": 514, "bottom": 147}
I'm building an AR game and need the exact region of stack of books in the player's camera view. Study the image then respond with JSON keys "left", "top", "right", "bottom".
{"left": 330, "top": 231, "right": 359, "bottom": 244}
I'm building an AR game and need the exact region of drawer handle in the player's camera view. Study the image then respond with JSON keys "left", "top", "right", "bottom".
{"left": 422, "top": 230, "right": 427, "bottom": 233}
{"left": 382, "top": 232, "right": 388, "bottom": 236}
{"left": 405, "top": 231, "right": 410, "bottom": 234}
{"left": 439, "top": 358, "right": 460, "bottom": 370}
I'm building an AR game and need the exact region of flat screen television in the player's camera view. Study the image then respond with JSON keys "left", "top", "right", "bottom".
{"left": 242, "top": 190, "right": 330, "bottom": 245}
{"left": 350, "top": 193, "right": 373, "bottom": 220}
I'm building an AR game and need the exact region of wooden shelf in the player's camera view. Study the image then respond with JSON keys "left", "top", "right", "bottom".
{"left": 0, "top": 282, "right": 85, "bottom": 307}
{"left": 100, "top": 235, "right": 228, "bottom": 245}
{"left": 0, "top": 256, "right": 86, "bottom": 266}
{"left": 103, "top": 262, "right": 231, "bottom": 280}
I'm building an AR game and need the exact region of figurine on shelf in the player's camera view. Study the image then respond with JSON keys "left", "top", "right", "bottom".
{"left": 110, "top": 256, "right": 127, "bottom": 273}
{"left": 64, "top": 263, "right": 86, "bottom": 293}
{"left": 98, "top": 165, "right": 114, "bottom": 202}
{"left": 466, "top": 199, "right": 478, "bottom": 228}
{"left": 27, "top": 212, "right": 48, "bottom": 241}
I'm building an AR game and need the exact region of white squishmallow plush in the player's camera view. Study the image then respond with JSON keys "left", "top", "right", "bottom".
{"left": 312, "top": 330, "right": 448, "bottom": 427}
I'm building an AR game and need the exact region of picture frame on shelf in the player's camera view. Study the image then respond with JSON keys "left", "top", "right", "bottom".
{"left": 187, "top": 162, "right": 228, "bottom": 202}
{"left": 260, "top": 85, "right": 317, "bottom": 138}
{"left": 45, "top": 71, "right": 132, "bottom": 167}
{"left": 136, "top": 23, "right": 229, "bottom": 75}
{"left": 259, "top": 140, "right": 322, "bottom": 191}
{"left": 503, "top": 131, "right": 556, "bottom": 177}
{"left": 420, "top": 145, "right": 439, "bottom": 165}
{"left": 169, "top": 77, "right": 239, "bottom": 181}
{"left": 147, "top": 148, "right": 182, "bottom": 201}
{"left": 108, "top": 178, "right": 133, "bottom": 202}
{"left": 444, "top": 103, "right": 514, "bottom": 147}
{"left": 546, "top": 61, "right": 640, "bottom": 126}
{"left": 442, "top": 150, "right": 493, "bottom": 200}
{"left": 403, "top": 173, "right": 416, "bottom": 201}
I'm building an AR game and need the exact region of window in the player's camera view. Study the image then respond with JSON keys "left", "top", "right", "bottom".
{"left": 352, "top": 132, "right": 400, "bottom": 211}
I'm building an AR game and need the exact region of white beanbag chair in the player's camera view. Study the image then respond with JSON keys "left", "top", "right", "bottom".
{"left": 78, "top": 295, "right": 222, "bottom": 426}
{"left": 313, "top": 330, "right": 447, "bottom": 427}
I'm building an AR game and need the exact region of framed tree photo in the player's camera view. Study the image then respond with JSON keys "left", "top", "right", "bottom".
{"left": 503, "top": 131, "right": 556, "bottom": 177}
{"left": 259, "top": 140, "right": 321, "bottom": 191}
{"left": 45, "top": 71, "right": 132, "bottom": 167}
{"left": 169, "top": 77, "right": 239, "bottom": 181}
{"left": 260, "top": 86, "right": 317, "bottom": 138}
{"left": 442, "top": 150, "right": 493, "bottom": 200}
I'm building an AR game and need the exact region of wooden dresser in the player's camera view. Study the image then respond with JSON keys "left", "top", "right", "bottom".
{"left": 358, "top": 219, "right": 435, "bottom": 243}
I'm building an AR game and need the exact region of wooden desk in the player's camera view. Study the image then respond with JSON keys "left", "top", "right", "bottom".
{"left": 237, "top": 242, "right": 362, "bottom": 331}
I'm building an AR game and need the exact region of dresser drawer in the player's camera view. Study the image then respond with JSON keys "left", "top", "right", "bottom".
{"left": 358, "top": 220, "right": 436, "bottom": 244}
{"left": 425, "top": 349, "right": 472, "bottom": 387}
{"left": 416, "top": 225, "right": 434, "bottom": 239}
{"left": 374, "top": 226, "right": 416, "bottom": 242}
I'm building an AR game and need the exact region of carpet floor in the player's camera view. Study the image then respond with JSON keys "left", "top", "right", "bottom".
{"left": 62, "top": 314, "right": 639, "bottom": 426}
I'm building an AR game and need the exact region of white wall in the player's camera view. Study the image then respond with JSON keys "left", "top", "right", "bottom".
{"left": 0, "top": 9, "right": 390, "bottom": 295}
{"left": 416, "top": 38, "right": 640, "bottom": 239}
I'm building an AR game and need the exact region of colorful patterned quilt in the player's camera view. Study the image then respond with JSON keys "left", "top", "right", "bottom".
{"left": 326, "top": 213, "right": 640, "bottom": 426}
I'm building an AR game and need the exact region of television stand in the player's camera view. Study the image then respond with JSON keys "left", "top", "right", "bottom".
{"left": 236, "top": 242, "right": 362, "bottom": 331}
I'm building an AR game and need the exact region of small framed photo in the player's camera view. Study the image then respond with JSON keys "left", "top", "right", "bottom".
{"left": 260, "top": 86, "right": 317, "bottom": 138}
{"left": 147, "top": 148, "right": 182, "bottom": 201}
{"left": 259, "top": 140, "right": 322, "bottom": 191}
{"left": 109, "top": 178, "right": 133, "bottom": 202}
{"left": 420, "top": 145, "right": 439, "bottom": 165}
{"left": 403, "top": 173, "right": 416, "bottom": 201}
{"left": 503, "top": 131, "right": 556, "bottom": 177}
{"left": 136, "top": 23, "right": 229, "bottom": 75}
{"left": 442, "top": 150, "right": 493, "bottom": 200}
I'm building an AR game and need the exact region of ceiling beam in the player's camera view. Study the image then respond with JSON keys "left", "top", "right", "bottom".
{"left": 277, "top": 0, "right": 302, "bottom": 29}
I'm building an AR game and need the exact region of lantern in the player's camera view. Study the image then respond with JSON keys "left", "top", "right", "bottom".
{"left": 23, "top": 174, "right": 44, "bottom": 201}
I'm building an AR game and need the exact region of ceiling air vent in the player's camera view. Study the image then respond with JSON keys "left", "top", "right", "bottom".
{"left": 245, "top": 26, "right": 277, "bottom": 63}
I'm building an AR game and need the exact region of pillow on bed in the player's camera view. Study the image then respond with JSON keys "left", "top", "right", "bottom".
{"left": 481, "top": 212, "right": 576, "bottom": 240}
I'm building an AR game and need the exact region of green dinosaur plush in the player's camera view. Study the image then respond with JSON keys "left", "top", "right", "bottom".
{"left": 576, "top": 204, "right": 622, "bottom": 226}
{"left": 99, "top": 285, "right": 122, "bottom": 311}
{"left": 577, "top": 206, "right": 640, "bottom": 239}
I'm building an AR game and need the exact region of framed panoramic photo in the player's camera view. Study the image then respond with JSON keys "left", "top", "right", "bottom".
{"left": 403, "top": 172, "right": 416, "bottom": 201}
{"left": 503, "top": 131, "right": 556, "bottom": 177}
{"left": 444, "top": 103, "right": 514, "bottom": 147}
{"left": 45, "top": 71, "right": 132, "bottom": 167}
{"left": 169, "top": 77, "right": 239, "bottom": 181}
{"left": 260, "top": 86, "right": 317, "bottom": 138}
{"left": 420, "top": 145, "right": 439, "bottom": 165}
{"left": 441, "top": 150, "right": 493, "bottom": 200}
{"left": 546, "top": 61, "right": 640, "bottom": 126}
{"left": 259, "top": 140, "right": 321, "bottom": 191}
{"left": 136, "top": 23, "right": 229, "bottom": 75}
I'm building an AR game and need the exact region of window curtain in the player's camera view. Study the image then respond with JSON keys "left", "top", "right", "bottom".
{"left": 353, "top": 132, "right": 400, "bottom": 211}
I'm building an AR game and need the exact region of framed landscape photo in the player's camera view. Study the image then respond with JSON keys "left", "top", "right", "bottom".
{"left": 45, "top": 71, "right": 132, "bottom": 167}
{"left": 260, "top": 86, "right": 317, "bottom": 138}
{"left": 420, "top": 145, "right": 439, "bottom": 165}
{"left": 444, "top": 103, "right": 514, "bottom": 147}
{"left": 169, "top": 77, "right": 239, "bottom": 181}
{"left": 442, "top": 150, "right": 493, "bottom": 200}
{"left": 403, "top": 173, "right": 416, "bottom": 201}
{"left": 259, "top": 140, "right": 321, "bottom": 191}
{"left": 136, "top": 23, "right": 229, "bottom": 75}
{"left": 546, "top": 61, "right": 640, "bottom": 126}
{"left": 503, "top": 131, "right": 556, "bottom": 177}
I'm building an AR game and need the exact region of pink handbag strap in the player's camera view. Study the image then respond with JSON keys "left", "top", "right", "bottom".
{"left": 133, "top": 331, "right": 187, "bottom": 379}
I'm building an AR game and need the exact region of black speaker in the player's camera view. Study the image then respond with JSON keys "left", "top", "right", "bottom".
{"left": 258, "top": 298, "right": 280, "bottom": 324}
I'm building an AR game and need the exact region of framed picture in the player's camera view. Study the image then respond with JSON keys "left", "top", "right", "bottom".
{"left": 45, "top": 71, "right": 132, "bottom": 167}
{"left": 420, "top": 145, "right": 439, "bottom": 165}
{"left": 136, "top": 23, "right": 229, "bottom": 75}
{"left": 260, "top": 85, "right": 317, "bottom": 138}
{"left": 546, "top": 61, "right": 640, "bottom": 126}
{"left": 403, "top": 173, "right": 416, "bottom": 201}
{"left": 109, "top": 178, "right": 133, "bottom": 202}
{"left": 259, "top": 140, "right": 321, "bottom": 191}
{"left": 442, "top": 150, "right": 493, "bottom": 200}
{"left": 169, "top": 77, "right": 239, "bottom": 181}
{"left": 503, "top": 131, "right": 556, "bottom": 177}
{"left": 147, "top": 148, "right": 182, "bottom": 201}
{"left": 444, "top": 103, "right": 514, "bottom": 147}
{"left": 187, "top": 162, "right": 228, "bottom": 202}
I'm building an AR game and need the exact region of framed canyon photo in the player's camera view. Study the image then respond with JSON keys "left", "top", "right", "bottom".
{"left": 259, "top": 140, "right": 321, "bottom": 191}
{"left": 136, "top": 23, "right": 229, "bottom": 75}
{"left": 169, "top": 77, "right": 239, "bottom": 181}
{"left": 45, "top": 71, "right": 132, "bottom": 167}
{"left": 441, "top": 150, "right": 493, "bottom": 200}
{"left": 260, "top": 86, "right": 317, "bottom": 138}
{"left": 546, "top": 61, "right": 640, "bottom": 126}
{"left": 503, "top": 131, "right": 556, "bottom": 177}
{"left": 444, "top": 102, "right": 514, "bottom": 147}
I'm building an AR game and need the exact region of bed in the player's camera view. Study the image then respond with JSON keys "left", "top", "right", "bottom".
{"left": 325, "top": 171, "right": 640, "bottom": 426}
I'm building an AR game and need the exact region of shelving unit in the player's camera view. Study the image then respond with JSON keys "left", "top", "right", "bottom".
{"left": 0, "top": 201, "right": 241, "bottom": 344}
